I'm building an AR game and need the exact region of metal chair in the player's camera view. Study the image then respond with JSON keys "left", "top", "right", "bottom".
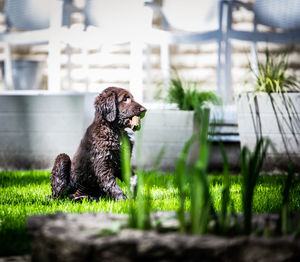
{"left": 0, "top": 0, "right": 73, "bottom": 91}
{"left": 223, "top": 0, "right": 300, "bottom": 98}
{"left": 58, "top": 0, "right": 152, "bottom": 101}
{"left": 87, "top": 0, "right": 152, "bottom": 101}
{"left": 145, "top": 0, "right": 227, "bottom": 103}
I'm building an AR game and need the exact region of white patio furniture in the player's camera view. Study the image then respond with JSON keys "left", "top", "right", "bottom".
{"left": 144, "top": 0, "right": 229, "bottom": 103}
{"left": 0, "top": 0, "right": 73, "bottom": 91}
{"left": 58, "top": 0, "right": 153, "bottom": 102}
{"left": 223, "top": 0, "right": 300, "bottom": 94}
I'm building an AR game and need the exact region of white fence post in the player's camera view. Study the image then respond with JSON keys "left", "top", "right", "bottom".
{"left": 48, "top": 0, "right": 63, "bottom": 92}
{"left": 130, "top": 40, "right": 144, "bottom": 102}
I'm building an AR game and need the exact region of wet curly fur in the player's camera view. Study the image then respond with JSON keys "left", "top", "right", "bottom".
{"left": 50, "top": 87, "right": 146, "bottom": 200}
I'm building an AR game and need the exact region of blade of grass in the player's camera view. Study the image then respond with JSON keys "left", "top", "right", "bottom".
{"left": 175, "top": 135, "right": 196, "bottom": 233}
{"left": 219, "top": 141, "right": 230, "bottom": 234}
{"left": 120, "top": 135, "right": 135, "bottom": 227}
{"left": 281, "top": 163, "right": 295, "bottom": 235}
{"left": 121, "top": 135, "right": 132, "bottom": 199}
{"left": 190, "top": 108, "right": 212, "bottom": 234}
{"left": 136, "top": 174, "right": 152, "bottom": 230}
{"left": 152, "top": 145, "right": 166, "bottom": 173}
{"left": 241, "top": 138, "right": 270, "bottom": 234}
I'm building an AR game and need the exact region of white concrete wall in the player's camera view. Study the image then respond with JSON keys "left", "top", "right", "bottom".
{"left": 0, "top": 92, "right": 85, "bottom": 169}
{"left": 0, "top": 93, "right": 198, "bottom": 170}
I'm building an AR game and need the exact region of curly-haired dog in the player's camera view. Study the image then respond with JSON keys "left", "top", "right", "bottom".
{"left": 50, "top": 87, "right": 146, "bottom": 200}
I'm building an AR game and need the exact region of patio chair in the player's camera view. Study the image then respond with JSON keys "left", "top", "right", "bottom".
{"left": 0, "top": 0, "right": 73, "bottom": 91}
{"left": 223, "top": 0, "right": 300, "bottom": 95}
{"left": 58, "top": 0, "right": 152, "bottom": 101}
{"left": 144, "top": 0, "right": 229, "bottom": 103}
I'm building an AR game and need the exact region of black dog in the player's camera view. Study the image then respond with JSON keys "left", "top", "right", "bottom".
{"left": 50, "top": 87, "right": 146, "bottom": 200}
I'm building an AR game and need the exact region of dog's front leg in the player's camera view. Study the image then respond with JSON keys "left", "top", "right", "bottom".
{"left": 95, "top": 166, "right": 126, "bottom": 200}
{"left": 130, "top": 174, "right": 137, "bottom": 198}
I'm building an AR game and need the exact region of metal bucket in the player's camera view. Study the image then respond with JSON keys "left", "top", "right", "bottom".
{"left": 2, "top": 60, "right": 43, "bottom": 90}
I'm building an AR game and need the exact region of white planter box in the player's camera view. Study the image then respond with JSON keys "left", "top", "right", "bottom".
{"left": 237, "top": 92, "right": 300, "bottom": 170}
{"left": 132, "top": 109, "right": 197, "bottom": 170}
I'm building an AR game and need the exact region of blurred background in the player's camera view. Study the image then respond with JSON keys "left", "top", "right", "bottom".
{"left": 0, "top": 0, "right": 299, "bottom": 102}
{"left": 0, "top": 0, "right": 299, "bottom": 170}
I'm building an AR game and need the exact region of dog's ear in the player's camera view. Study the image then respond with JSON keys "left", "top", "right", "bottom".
{"left": 94, "top": 91, "right": 117, "bottom": 122}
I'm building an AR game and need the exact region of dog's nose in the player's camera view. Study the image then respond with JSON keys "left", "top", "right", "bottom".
{"left": 140, "top": 106, "right": 146, "bottom": 113}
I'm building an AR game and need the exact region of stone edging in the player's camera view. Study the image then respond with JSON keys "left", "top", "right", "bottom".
{"left": 27, "top": 212, "right": 300, "bottom": 262}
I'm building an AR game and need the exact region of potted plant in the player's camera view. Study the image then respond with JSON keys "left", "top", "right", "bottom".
{"left": 133, "top": 73, "right": 220, "bottom": 170}
{"left": 237, "top": 50, "right": 300, "bottom": 171}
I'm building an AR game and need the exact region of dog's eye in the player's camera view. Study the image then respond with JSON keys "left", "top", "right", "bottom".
{"left": 123, "top": 96, "right": 130, "bottom": 103}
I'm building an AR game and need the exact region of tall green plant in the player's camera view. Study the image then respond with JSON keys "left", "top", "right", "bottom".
{"left": 190, "top": 108, "right": 213, "bottom": 234}
{"left": 136, "top": 174, "right": 152, "bottom": 230}
{"left": 219, "top": 142, "right": 231, "bottom": 234}
{"left": 120, "top": 135, "right": 135, "bottom": 227}
{"left": 173, "top": 107, "right": 214, "bottom": 235}
{"left": 281, "top": 163, "right": 295, "bottom": 235}
{"left": 241, "top": 138, "right": 271, "bottom": 235}
{"left": 174, "top": 136, "right": 196, "bottom": 233}
{"left": 121, "top": 134, "right": 152, "bottom": 230}
{"left": 251, "top": 49, "right": 299, "bottom": 95}
{"left": 121, "top": 135, "right": 132, "bottom": 199}
{"left": 167, "top": 73, "right": 220, "bottom": 111}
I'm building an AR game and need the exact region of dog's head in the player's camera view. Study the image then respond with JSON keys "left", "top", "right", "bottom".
{"left": 94, "top": 87, "right": 146, "bottom": 131}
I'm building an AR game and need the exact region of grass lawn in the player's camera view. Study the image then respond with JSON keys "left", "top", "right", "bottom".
{"left": 0, "top": 170, "right": 300, "bottom": 256}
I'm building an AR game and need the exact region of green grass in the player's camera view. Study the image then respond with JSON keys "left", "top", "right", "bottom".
{"left": 0, "top": 170, "right": 300, "bottom": 255}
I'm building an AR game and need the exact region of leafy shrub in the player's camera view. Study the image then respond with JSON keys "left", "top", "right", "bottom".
{"left": 167, "top": 74, "right": 220, "bottom": 111}
{"left": 251, "top": 49, "right": 299, "bottom": 94}
{"left": 240, "top": 138, "right": 271, "bottom": 234}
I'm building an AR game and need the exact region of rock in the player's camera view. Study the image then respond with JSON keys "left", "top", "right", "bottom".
{"left": 26, "top": 212, "right": 300, "bottom": 262}
{"left": 0, "top": 256, "right": 30, "bottom": 262}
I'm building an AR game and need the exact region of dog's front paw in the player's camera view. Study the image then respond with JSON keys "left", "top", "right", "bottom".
{"left": 117, "top": 193, "right": 127, "bottom": 200}
{"left": 130, "top": 174, "right": 137, "bottom": 198}
{"left": 70, "top": 193, "right": 90, "bottom": 202}
{"left": 111, "top": 191, "right": 127, "bottom": 200}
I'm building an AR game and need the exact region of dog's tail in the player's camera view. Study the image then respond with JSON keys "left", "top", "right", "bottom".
{"left": 50, "top": 153, "right": 74, "bottom": 198}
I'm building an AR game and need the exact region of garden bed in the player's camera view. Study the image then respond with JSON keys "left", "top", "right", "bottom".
{"left": 27, "top": 212, "right": 300, "bottom": 262}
